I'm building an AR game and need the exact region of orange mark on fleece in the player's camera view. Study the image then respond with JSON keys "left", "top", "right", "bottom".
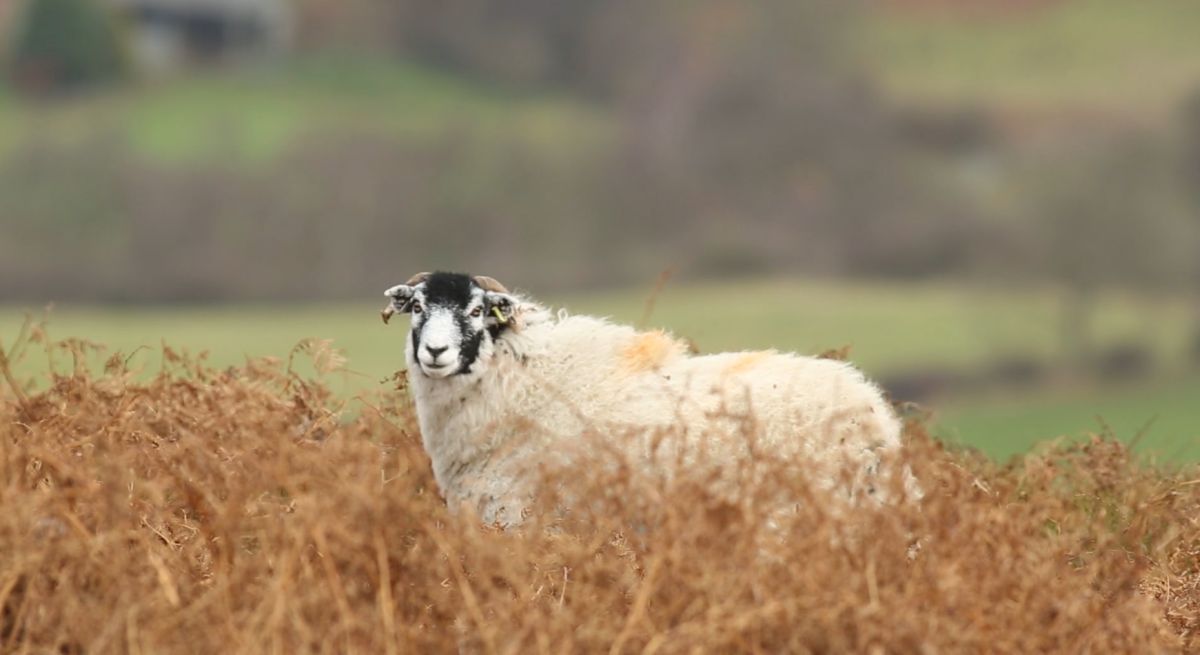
{"left": 621, "top": 331, "right": 683, "bottom": 372}
{"left": 724, "top": 350, "right": 775, "bottom": 376}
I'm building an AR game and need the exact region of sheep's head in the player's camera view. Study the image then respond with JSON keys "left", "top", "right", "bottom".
{"left": 382, "top": 272, "right": 519, "bottom": 379}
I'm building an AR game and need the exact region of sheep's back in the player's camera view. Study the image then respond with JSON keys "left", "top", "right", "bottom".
{"left": 619, "top": 352, "right": 895, "bottom": 444}
{"left": 471, "top": 317, "right": 911, "bottom": 517}
{"left": 519, "top": 321, "right": 900, "bottom": 460}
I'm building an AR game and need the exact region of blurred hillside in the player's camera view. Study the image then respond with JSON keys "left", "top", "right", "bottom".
{"left": 1, "top": 0, "right": 1199, "bottom": 369}
{"left": 3, "top": 0, "right": 1200, "bottom": 458}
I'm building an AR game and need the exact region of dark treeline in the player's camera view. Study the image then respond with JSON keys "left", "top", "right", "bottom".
{"left": 1, "top": 0, "right": 1198, "bottom": 306}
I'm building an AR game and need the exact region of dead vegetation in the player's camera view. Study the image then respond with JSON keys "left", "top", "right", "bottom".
{"left": 2, "top": 328, "right": 1200, "bottom": 653}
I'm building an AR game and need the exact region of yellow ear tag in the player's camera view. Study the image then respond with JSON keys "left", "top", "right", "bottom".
{"left": 491, "top": 307, "right": 509, "bottom": 324}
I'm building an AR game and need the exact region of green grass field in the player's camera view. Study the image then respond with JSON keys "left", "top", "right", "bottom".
{"left": 3, "top": 279, "right": 1196, "bottom": 463}
{"left": 939, "top": 375, "right": 1200, "bottom": 462}
{"left": 862, "top": 0, "right": 1200, "bottom": 116}
{"left": 0, "top": 53, "right": 611, "bottom": 165}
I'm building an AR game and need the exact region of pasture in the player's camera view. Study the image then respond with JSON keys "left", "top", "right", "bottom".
{"left": 3, "top": 278, "right": 1197, "bottom": 463}
{"left": 0, "top": 54, "right": 609, "bottom": 165}
{"left": 865, "top": 0, "right": 1200, "bottom": 117}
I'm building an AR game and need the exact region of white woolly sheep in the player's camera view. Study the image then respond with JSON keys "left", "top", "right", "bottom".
{"left": 381, "top": 271, "right": 918, "bottom": 527}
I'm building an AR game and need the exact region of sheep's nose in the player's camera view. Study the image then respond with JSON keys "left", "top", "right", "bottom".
{"left": 425, "top": 345, "right": 449, "bottom": 359}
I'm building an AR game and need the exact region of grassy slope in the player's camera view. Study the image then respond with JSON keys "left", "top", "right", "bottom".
{"left": 3, "top": 279, "right": 1196, "bottom": 460}
{"left": 8, "top": 0, "right": 1195, "bottom": 164}
{"left": 2, "top": 1, "right": 1193, "bottom": 162}
{"left": 939, "top": 376, "right": 1200, "bottom": 463}
{"left": 0, "top": 53, "right": 610, "bottom": 164}
{"left": 862, "top": 0, "right": 1200, "bottom": 116}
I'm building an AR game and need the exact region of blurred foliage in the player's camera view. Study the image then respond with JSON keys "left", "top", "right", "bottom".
{"left": 1182, "top": 88, "right": 1200, "bottom": 224}
{"left": 8, "top": 0, "right": 127, "bottom": 92}
{"left": 0, "top": 0, "right": 1198, "bottom": 377}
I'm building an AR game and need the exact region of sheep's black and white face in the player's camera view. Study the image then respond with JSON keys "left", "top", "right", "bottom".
{"left": 382, "top": 272, "right": 516, "bottom": 380}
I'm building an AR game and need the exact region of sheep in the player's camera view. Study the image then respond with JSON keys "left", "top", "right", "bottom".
{"left": 381, "top": 271, "right": 918, "bottom": 527}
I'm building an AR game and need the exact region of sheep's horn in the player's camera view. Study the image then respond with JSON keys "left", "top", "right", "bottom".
{"left": 381, "top": 306, "right": 395, "bottom": 324}
{"left": 406, "top": 272, "right": 432, "bottom": 286}
{"left": 472, "top": 275, "right": 508, "bottom": 293}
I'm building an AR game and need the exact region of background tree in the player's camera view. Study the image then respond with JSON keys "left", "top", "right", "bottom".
{"left": 1181, "top": 89, "right": 1200, "bottom": 363}
{"left": 9, "top": 0, "right": 127, "bottom": 93}
{"left": 1015, "top": 133, "right": 1194, "bottom": 372}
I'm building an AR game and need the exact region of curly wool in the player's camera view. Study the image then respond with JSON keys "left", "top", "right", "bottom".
{"left": 407, "top": 298, "right": 916, "bottom": 527}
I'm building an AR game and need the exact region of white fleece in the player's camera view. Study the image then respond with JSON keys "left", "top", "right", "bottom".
{"left": 407, "top": 300, "right": 917, "bottom": 526}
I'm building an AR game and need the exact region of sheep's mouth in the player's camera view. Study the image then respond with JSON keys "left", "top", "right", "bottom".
{"left": 418, "top": 361, "right": 456, "bottom": 378}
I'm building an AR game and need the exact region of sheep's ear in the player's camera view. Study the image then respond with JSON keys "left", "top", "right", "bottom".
{"left": 380, "top": 280, "right": 423, "bottom": 324}
{"left": 483, "top": 291, "right": 519, "bottom": 327}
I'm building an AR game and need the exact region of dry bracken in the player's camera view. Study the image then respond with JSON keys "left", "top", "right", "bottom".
{"left": 0, "top": 331, "right": 1198, "bottom": 653}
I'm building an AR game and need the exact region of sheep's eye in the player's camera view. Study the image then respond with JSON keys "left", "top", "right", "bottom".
{"left": 470, "top": 307, "right": 482, "bottom": 318}
{"left": 411, "top": 302, "right": 423, "bottom": 314}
